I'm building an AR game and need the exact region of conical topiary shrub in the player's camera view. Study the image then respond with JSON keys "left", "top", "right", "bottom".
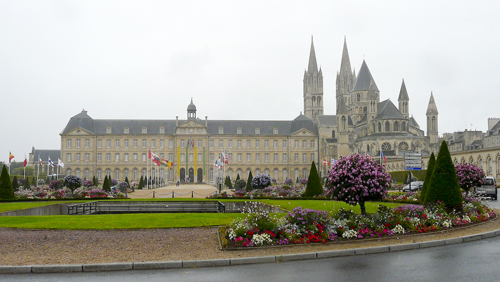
{"left": 12, "top": 176, "right": 19, "bottom": 191}
{"left": 304, "top": 161, "right": 323, "bottom": 197}
{"left": 103, "top": 176, "right": 111, "bottom": 192}
{"left": 420, "top": 152, "right": 435, "bottom": 204}
{"left": 0, "top": 165, "right": 14, "bottom": 199}
{"left": 425, "top": 141, "right": 463, "bottom": 211}
{"left": 246, "top": 171, "right": 253, "bottom": 192}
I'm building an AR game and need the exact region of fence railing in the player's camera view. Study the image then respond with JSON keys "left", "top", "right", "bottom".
{"left": 67, "top": 201, "right": 98, "bottom": 215}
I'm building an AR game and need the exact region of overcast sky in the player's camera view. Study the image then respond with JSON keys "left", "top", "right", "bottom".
{"left": 1, "top": 0, "right": 499, "bottom": 163}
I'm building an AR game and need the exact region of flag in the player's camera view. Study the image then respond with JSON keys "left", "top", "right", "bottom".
{"left": 58, "top": 158, "right": 65, "bottom": 168}
{"left": 39, "top": 157, "right": 43, "bottom": 166}
{"left": 48, "top": 157, "right": 54, "bottom": 167}
{"left": 322, "top": 158, "right": 330, "bottom": 166}
{"left": 23, "top": 157, "right": 27, "bottom": 167}
{"left": 148, "top": 149, "right": 152, "bottom": 159}
{"left": 224, "top": 150, "right": 229, "bottom": 164}
{"left": 365, "top": 152, "right": 371, "bottom": 159}
{"left": 381, "top": 151, "right": 387, "bottom": 164}
{"left": 9, "top": 152, "right": 14, "bottom": 163}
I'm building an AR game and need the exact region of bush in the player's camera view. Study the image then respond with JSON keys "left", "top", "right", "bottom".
{"left": 103, "top": 176, "right": 111, "bottom": 192}
{"left": 420, "top": 152, "right": 435, "bottom": 204}
{"left": 455, "top": 164, "right": 485, "bottom": 195}
{"left": 234, "top": 179, "right": 246, "bottom": 191}
{"left": 64, "top": 175, "right": 82, "bottom": 193}
{"left": 251, "top": 174, "right": 272, "bottom": 190}
{"left": 83, "top": 179, "right": 94, "bottom": 188}
{"left": 246, "top": 171, "right": 253, "bottom": 192}
{"left": 0, "top": 165, "right": 14, "bottom": 200}
{"left": 12, "top": 176, "right": 19, "bottom": 191}
{"left": 49, "top": 179, "right": 64, "bottom": 190}
{"left": 326, "top": 154, "right": 391, "bottom": 215}
{"left": 425, "top": 141, "right": 463, "bottom": 211}
{"left": 303, "top": 161, "right": 323, "bottom": 197}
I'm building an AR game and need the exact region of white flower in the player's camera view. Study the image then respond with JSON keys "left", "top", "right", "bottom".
{"left": 392, "top": 224, "right": 405, "bottom": 235}
{"left": 342, "top": 229, "right": 357, "bottom": 239}
{"left": 251, "top": 233, "right": 272, "bottom": 246}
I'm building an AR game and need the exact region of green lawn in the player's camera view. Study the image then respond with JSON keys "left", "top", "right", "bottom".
{"left": 0, "top": 199, "right": 403, "bottom": 230}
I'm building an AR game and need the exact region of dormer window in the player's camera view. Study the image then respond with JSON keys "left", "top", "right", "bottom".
{"left": 160, "top": 127, "right": 165, "bottom": 134}
{"left": 124, "top": 127, "right": 129, "bottom": 134}
{"left": 219, "top": 126, "right": 224, "bottom": 134}
{"left": 255, "top": 128, "right": 260, "bottom": 134}
{"left": 237, "top": 127, "right": 242, "bottom": 134}
{"left": 273, "top": 127, "right": 278, "bottom": 134}
{"left": 180, "top": 128, "right": 185, "bottom": 133}
{"left": 106, "top": 127, "right": 111, "bottom": 134}
{"left": 142, "top": 127, "right": 147, "bottom": 134}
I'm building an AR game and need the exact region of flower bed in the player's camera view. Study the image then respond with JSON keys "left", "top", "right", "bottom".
{"left": 14, "top": 186, "right": 126, "bottom": 200}
{"left": 220, "top": 199, "right": 495, "bottom": 249}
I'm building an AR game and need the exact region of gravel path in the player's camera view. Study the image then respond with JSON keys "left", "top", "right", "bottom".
{"left": 1, "top": 214, "right": 500, "bottom": 266}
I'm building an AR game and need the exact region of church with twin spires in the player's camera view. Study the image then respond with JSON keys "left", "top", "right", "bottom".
{"left": 59, "top": 38, "right": 439, "bottom": 184}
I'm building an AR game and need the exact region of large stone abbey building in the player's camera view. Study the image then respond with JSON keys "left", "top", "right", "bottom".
{"left": 59, "top": 38, "right": 439, "bottom": 184}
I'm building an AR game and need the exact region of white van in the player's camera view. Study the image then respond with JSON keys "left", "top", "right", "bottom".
{"left": 476, "top": 176, "right": 498, "bottom": 200}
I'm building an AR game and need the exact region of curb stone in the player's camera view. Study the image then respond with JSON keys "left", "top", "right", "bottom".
{"left": 1, "top": 228, "right": 500, "bottom": 274}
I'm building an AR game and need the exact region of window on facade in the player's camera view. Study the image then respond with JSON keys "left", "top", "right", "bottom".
{"left": 219, "top": 127, "right": 223, "bottom": 134}
{"left": 237, "top": 140, "right": 242, "bottom": 148}
{"left": 228, "top": 153, "right": 233, "bottom": 162}
{"left": 189, "top": 153, "right": 193, "bottom": 162}
{"left": 106, "top": 127, "right": 111, "bottom": 134}
{"left": 302, "top": 140, "right": 307, "bottom": 149}
{"left": 97, "top": 153, "right": 101, "bottom": 162}
{"left": 274, "top": 153, "right": 278, "bottom": 163}
{"left": 265, "top": 169, "right": 270, "bottom": 176}
{"left": 142, "top": 127, "right": 147, "bottom": 134}
{"left": 265, "top": 153, "right": 269, "bottom": 162}
{"left": 274, "top": 140, "right": 278, "bottom": 149}
{"left": 265, "top": 140, "right": 269, "bottom": 148}
{"left": 247, "top": 140, "right": 251, "bottom": 148}
{"left": 106, "top": 139, "right": 111, "bottom": 148}
{"left": 294, "top": 140, "right": 299, "bottom": 148}
{"left": 310, "top": 153, "right": 315, "bottom": 163}
{"left": 283, "top": 140, "right": 287, "bottom": 148}
{"left": 273, "top": 128, "right": 278, "bottom": 134}
{"left": 151, "top": 139, "right": 156, "bottom": 148}
{"left": 283, "top": 153, "right": 287, "bottom": 162}
{"left": 142, "top": 139, "right": 147, "bottom": 148}
{"left": 84, "top": 169, "right": 89, "bottom": 179}
{"left": 76, "top": 139, "right": 81, "bottom": 148}
{"left": 274, "top": 169, "right": 279, "bottom": 181}
{"left": 198, "top": 140, "right": 202, "bottom": 147}
{"left": 209, "top": 140, "right": 214, "bottom": 148}
{"left": 294, "top": 153, "right": 299, "bottom": 162}
{"left": 76, "top": 153, "right": 80, "bottom": 162}
{"left": 115, "top": 139, "right": 120, "bottom": 148}
{"left": 219, "top": 140, "right": 223, "bottom": 148}
{"left": 256, "top": 153, "right": 260, "bottom": 162}
{"left": 256, "top": 140, "right": 260, "bottom": 148}
{"left": 385, "top": 121, "right": 390, "bottom": 132}
{"left": 180, "top": 154, "right": 185, "bottom": 162}
{"left": 209, "top": 153, "right": 214, "bottom": 162}
{"left": 237, "top": 153, "right": 242, "bottom": 162}
{"left": 310, "top": 140, "right": 315, "bottom": 149}
{"left": 169, "top": 153, "right": 173, "bottom": 161}
{"left": 302, "top": 153, "right": 307, "bottom": 163}
{"left": 124, "top": 153, "right": 128, "bottom": 162}
{"left": 394, "top": 121, "right": 400, "bottom": 131}
{"left": 124, "top": 127, "right": 129, "bottom": 134}
{"left": 237, "top": 127, "right": 242, "bottom": 134}
{"left": 142, "top": 153, "right": 146, "bottom": 162}
{"left": 247, "top": 153, "right": 251, "bottom": 162}
{"left": 106, "top": 153, "right": 111, "bottom": 162}
{"left": 228, "top": 140, "right": 232, "bottom": 148}
{"left": 124, "top": 139, "right": 128, "bottom": 148}
{"left": 97, "top": 139, "right": 102, "bottom": 148}
{"left": 84, "top": 153, "right": 89, "bottom": 162}
{"left": 133, "top": 139, "right": 138, "bottom": 148}
{"left": 97, "top": 169, "right": 102, "bottom": 180}
{"left": 160, "top": 139, "right": 164, "bottom": 148}
{"left": 255, "top": 128, "right": 260, "bottom": 134}
{"left": 160, "top": 127, "right": 164, "bottom": 134}
{"left": 133, "top": 169, "right": 138, "bottom": 180}
{"left": 133, "top": 153, "right": 138, "bottom": 162}
{"left": 302, "top": 169, "right": 308, "bottom": 179}
{"left": 67, "top": 139, "right": 72, "bottom": 148}
{"left": 124, "top": 169, "right": 129, "bottom": 179}
{"left": 115, "top": 169, "right": 120, "bottom": 180}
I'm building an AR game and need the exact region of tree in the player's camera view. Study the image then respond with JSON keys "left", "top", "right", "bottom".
{"left": 24, "top": 177, "right": 31, "bottom": 189}
{"left": 139, "top": 176, "right": 144, "bottom": 189}
{"left": 420, "top": 152, "right": 435, "bottom": 204}
{"left": 93, "top": 176, "right": 99, "bottom": 186}
{"left": 31, "top": 176, "right": 36, "bottom": 187}
{"left": 304, "top": 161, "right": 323, "bottom": 197}
{"left": 12, "top": 176, "right": 19, "bottom": 191}
{"left": 125, "top": 176, "right": 130, "bottom": 186}
{"left": 64, "top": 175, "right": 82, "bottom": 194}
{"left": 326, "top": 154, "right": 391, "bottom": 215}
{"left": 425, "top": 141, "right": 463, "bottom": 211}
{"left": 236, "top": 174, "right": 240, "bottom": 182}
{"left": 246, "top": 171, "right": 254, "bottom": 192}
{"left": 455, "top": 164, "right": 485, "bottom": 197}
{"left": 0, "top": 165, "right": 14, "bottom": 199}
{"left": 234, "top": 179, "right": 246, "bottom": 191}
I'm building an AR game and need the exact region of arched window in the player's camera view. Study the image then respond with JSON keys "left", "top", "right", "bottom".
{"left": 398, "top": 142, "right": 409, "bottom": 151}
{"left": 372, "top": 123, "right": 376, "bottom": 133}
{"left": 317, "top": 97, "right": 321, "bottom": 106}
{"left": 332, "top": 130, "right": 336, "bottom": 138}
{"left": 283, "top": 169, "right": 288, "bottom": 180}
{"left": 394, "top": 121, "right": 400, "bottom": 131}
{"left": 385, "top": 121, "right": 391, "bottom": 132}
{"left": 312, "top": 96, "right": 316, "bottom": 107}
{"left": 488, "top": 158, "right": 492, "bottom": 175}
{"left": 381, "top": 142, "right": 392, "bottom": 151}
{"left": 432, "top": 116, "right": 437, "bottom": 131}
{"left": 341, "top": 116, "right": 347, "bottom": 130}
{"left": 274, "top": 169, "right": 279, "bottom": 181}
{"left": 401, "top": 122, "right": 407, "bottom": 132}
{"left": 357, "top": 93, "right": 361, "bottom": 102}
{"left": 378, "top": 122, "right": 382, "bottom": 132}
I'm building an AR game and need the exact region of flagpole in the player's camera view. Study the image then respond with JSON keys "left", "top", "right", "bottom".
{"left": 147, "top": 148, "right": 150, "bottom": 190}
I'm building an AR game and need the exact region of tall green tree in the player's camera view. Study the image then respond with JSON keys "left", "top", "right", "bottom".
{"left": 420, "top": 152, "right": 435, "bottom": 204}
{"left": 103, "top": 176, "right": 111, "bottom": 192}
{"left": 236, "top": 174, "right": 240, "bottom": 182}
{"left": 12, "top": 175, "right": 19, "bottom": 191}
{"left": 125, "top": 176, "right": 130, "bottom": 186}
{"left": 246, "top": 171, "right": 253, "bottom": 192}
{"left": 425, "top": 141, "right": 463, "bottom": 211}
{"left": 139, "top": 176, "right": 144, "bottom": 189}
{"left": 304, "top": 161, "right": 323, "bottom": 197}
{"left": 0, "top": 165, "right": 14, "bottom": 199}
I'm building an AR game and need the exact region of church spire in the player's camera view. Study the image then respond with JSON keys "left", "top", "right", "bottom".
{"left": 336, "top": 37, "right": 355, "bottom": 113}
{"left": 426, "top": 92, "right": 438, "bottom": 115}
{"left": 340, "top": 36, "right": 352, "bottom": 76}
{"left": 307, "top": 36, "right": 318, "bottom": 74}
{"left": 398, "top": 79, "right": 409, "bottom": 118}
{"left": 398, "top": 79, "right": 409, "bottom": 101}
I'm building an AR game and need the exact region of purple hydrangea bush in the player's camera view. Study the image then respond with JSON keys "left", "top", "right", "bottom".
{"left": 455, "top": 164, "right": 485, "bottom": 196}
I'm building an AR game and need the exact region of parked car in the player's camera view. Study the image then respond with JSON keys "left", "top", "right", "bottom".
{"left": 402, "top": 181, "right": 424, "bottom": 192}
{"left": 476, "top": 176, "right": 498, "bottom": 200}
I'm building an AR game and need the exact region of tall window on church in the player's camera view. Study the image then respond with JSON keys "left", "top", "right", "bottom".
{"left": 317, "top": 97, "right": 321, "bottom": 106}
{"left": 357, "top": 93, "right": 361, "bottom": 102}
{"left": 312, "top": 96, "right": 316, "bottom": 107}
{"left": 394, "top": 121, "right": 399, "bottom": 131}
{"left": 378, "top": 122, "right": 382, "bottom": 132}
{"left": 332, "top": 130, "right": 335, "bottom": 138}
{"left": 402, "top": 122, "right": 407, "bottom": 132}
{"left": 341, "top": 116, "right": 346, "bottom": 130}
{"left": 385, "top": 121, "right": 391, "bottom": 132}
{"left": 432, "top": 116, "right": 436, "bottom": 131}
{"left": 372, "top": 123, "right": 376, "bottom": 133}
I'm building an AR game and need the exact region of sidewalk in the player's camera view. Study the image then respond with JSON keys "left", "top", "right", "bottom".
{"left": 128, "top": 184, "right": 219, "bottom": 199}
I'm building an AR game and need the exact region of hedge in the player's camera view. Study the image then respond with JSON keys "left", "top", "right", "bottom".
{"left": 388, "top": 170, "right": 427, "bottom": 183}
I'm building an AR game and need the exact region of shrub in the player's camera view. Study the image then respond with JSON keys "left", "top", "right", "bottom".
{"left": 49, "top": 179, "right": 64, "bottom": 190}
{"left": 12, "top": 176, "right": 19, "bottom": 191}
{"left": 234, "top": 179, "right": 246, "bottom": 191}
{"left": 326, "top": 154, "right": 391, "bottom": 215}
{"left": 24, "top": 177, "right": 31, "bottom": 189}
{"left": 304, "top": 161, "right": 323, "bottom": 197}
{"left": 0, "top": 165, "right": 14, "bottom": 200}
{"left": 420, "top": 152, "right": 435, "bottom": 204}
{"left": 83, "top": 179, "right": 94, "bottom": 188}
{"left": 425, "top": 141, "right": 463, "bottom": 211}
{"left": 103, "top": 176, "right": 111, "bottom": 192}
{"left": 251, "top": 174, "right": 272, "bottom": 190}
{"left": 285, "top": 178, "right": 293, "bottom": 185}
{"left": 246, "top": 171, "right": 253, "bottom": 192}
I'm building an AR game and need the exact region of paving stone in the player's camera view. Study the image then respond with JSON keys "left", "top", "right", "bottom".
{"left": 183, "top": 259, "right": 230, "bottom": 268}
{"left": 389, "top": 243, "right": 420, "bottom": 252}
{"left": 355, "top": 246, "right": 390, "bottom": 255}
{"left": 32, "top": 264, "right": 82, "bottom": 273}
{"left": 316, "top": 249, "right": 356, "bottom": 258}
{"left": 277, "top": 252, "right": 317, "bottom": 262}
{"left": 133, "top": 261, "right": 182, "bottom": 270}
{"left": 0, "top": 265, "right": 32, "bottom": 274}
{"left": 419, "top": 240, "right": 445, "bottom": 248}
{"left": 444, "top": 237, "right": 464, "bottom": 245}
{"left": 462, "top": 234, "right": 482, "bottom": 242}
{"left": 83, "top": 262, "right": 133, "bottom": 272}
{"left": 230, "top": 256, "right": 276, "bottom": 265}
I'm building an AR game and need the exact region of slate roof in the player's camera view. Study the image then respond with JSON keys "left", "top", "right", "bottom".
{"left": 317, "top": 115, "right": 337, "bottom": 127}
{"left": 32, "top": 149, "right": 61, "bottom": 165}
{"left": 409, "top": 116, "right": 420, "bottom": 128}
{"left": 398, "top": 80, "right": 409, "bottom": 101}
{"left": 352, "top": 60, "right": 379, "bottom": 92}
{"left": 376, "top": 99, "right": 405, "bottom": 119}
{"left": 62, "top": 111, "right": 318, "bottom": 136}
